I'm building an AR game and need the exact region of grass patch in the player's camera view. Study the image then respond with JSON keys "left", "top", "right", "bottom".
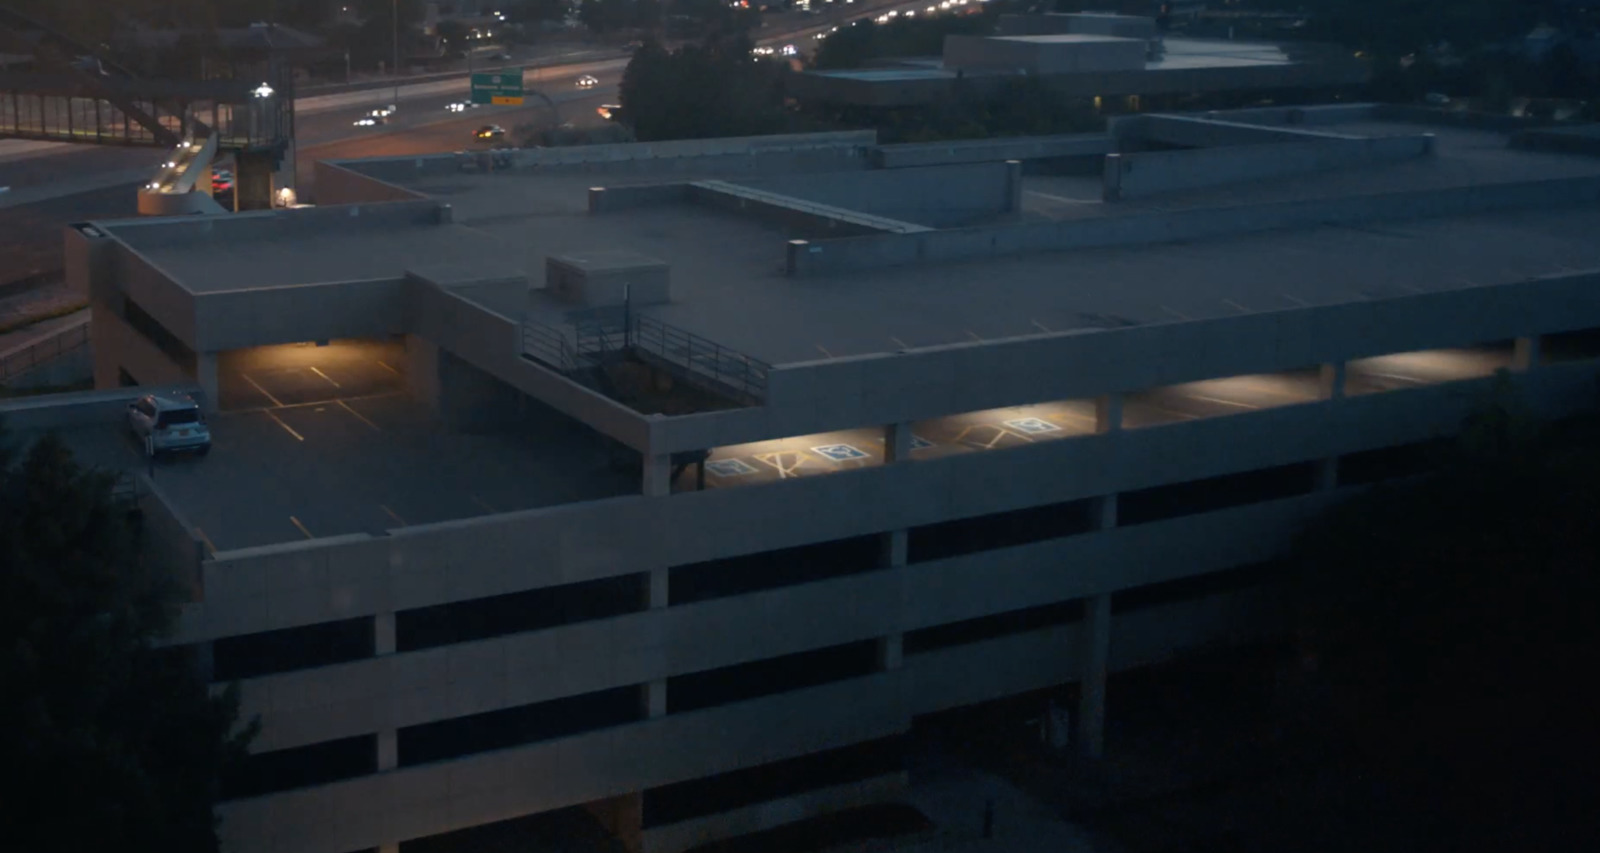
{"left": 0, "top": 300, "right": 89, "bottom": 336}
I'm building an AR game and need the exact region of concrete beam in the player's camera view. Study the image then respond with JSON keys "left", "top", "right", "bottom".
{"left": 1076, "top": 593, "right": 1112, "bottom": 760}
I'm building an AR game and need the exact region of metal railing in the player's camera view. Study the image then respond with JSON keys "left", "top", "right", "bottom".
{"left": 519, "top": 311, "right": 770, "bottom": 404}
{"left": 520, "top": 318, "right": 576, "bottom": 372}
{"left": 1, "top": 319, "right": 89, "bottom": 383}
{"left": 632, "top": 315, "right": 770, "bottom": 403}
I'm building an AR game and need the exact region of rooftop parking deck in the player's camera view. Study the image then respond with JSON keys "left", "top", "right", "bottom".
{"left": 20, "top": 385, "right": 635, "bottom": 552}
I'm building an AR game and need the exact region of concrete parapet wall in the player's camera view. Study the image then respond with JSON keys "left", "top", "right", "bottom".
{"left": 91, "top": 303, "right": 193, "bottom": 389}
{"left": 787, "top": 176, "right": 1600, "bottom": 278}
{"left": 690, "top": 181, "right": 932, "bottom": 236}
{"left": 1511, "top": 125, "right": 1600, "bottom": 158}
{"left": 587, "top": 183, "right": 692, "bottom": 213}
{"left": 313, "top": 160, "right": 431, "bottom": 206}
{"left": 1104, "top": 134, "right": 1434, "bottom": 200}
{"left": 1112, "top": 113, "right": 1367, "bottom": 148}
{"left": 0, "top": 384, "right": 203, "bottom": 431}
{"left": 404, "top": 275, "right": 651, "bottom": 449}
{"left": 1198, "top": 103, "right": 1381, "bottom": 127}
{"left": 738, "top": 161, "right": 1018, "bottom": 228}
{"left": 192, "top": 278, "right": 406, "bottom": 352}
{"left": 136, "top": 475, "right": 207, "bottom": 600}
{"left": 872, "top": 133, "right": 1113, "bottom": 168}
{"left": 1373, "top": 103, "right": 1560, "bottom": 132}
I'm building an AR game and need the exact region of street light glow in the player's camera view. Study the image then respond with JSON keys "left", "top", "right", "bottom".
{"left": 252, "top": 82, "right": 275, "bottom": 98}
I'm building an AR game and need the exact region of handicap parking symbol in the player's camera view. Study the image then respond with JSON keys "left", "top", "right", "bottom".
{"left": 1004, "top": 417, "right": 1061, "bottom": 435}
{"left": 812, "top": 444, "right": 869, "bottom": 462}
{"left": 706, "top": 458, "right": 759, "bottom": 477}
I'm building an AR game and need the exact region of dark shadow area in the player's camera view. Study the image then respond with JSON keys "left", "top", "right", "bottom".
{"left": 221, "top": 734, "right": 376, "bottom": 800}
{"left": 396, "top": 573, "right": 647, "bottom": 652}
{"left": 680, "top": 804, "right": 932, "bottom": 853}
{"left": 908, "top": 498, "right": 1096, "bottom": 564}
{"left": 400, "top": 805, "right": 627, "bottom": 853}
{"left": 905, "top": 599, "right": 1084, "bottom": 656}
{"left": 397, "top": 687, "right": 641, "bottom": 767}
{"left": 668, "top": 535, "right": 883, "bottom": 605}
{"left": 211, "top": 616, "right": 374, "bottom": 681}
{"left": 643, "top": 736, "right": 907, "bottom": 829}
{"left": 1117, "top": 463, "right": 1317, "bottom": 526}
{"left": 666, "top": 641, "right": 879, "bottom": 715}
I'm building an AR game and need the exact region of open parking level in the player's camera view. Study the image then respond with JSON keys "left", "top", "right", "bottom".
{"left": 22, "top": 392, "right": 636, "bottom": 552}
{"left": 680, "top": 345, "right": 1519, "bottom": 492}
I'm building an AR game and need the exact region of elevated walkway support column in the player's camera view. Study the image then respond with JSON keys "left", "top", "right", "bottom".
{"left": 234, "top": 149, "right": 279, "bottom": 211}
{"left": 1095, "top": 394, "right": 1122, "bottom": 434}
{"left": 1512, "top": 336, "right": 1541, "bottom": 372}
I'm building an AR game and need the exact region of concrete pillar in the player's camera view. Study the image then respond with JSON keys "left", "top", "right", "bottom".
{"left": 646, "top": 568, "right": 668, "bottom": 609}
{"left": 1094, "top": 394, "right": 1122, "bottom": 434}
{"left": 195, "top": 351, "right": 219, "bottom": 413}
{"left": 1004, "top": 159, "right": 1023, "bottom": 214}
{"left": 378, "top": 729, "right": 398, "bottom": 771}
{"left": 883, "top": 421, "right": 914, "bottom": 463}
{"left": 1315, "top": 456, "right": 1338, "bottom": 491}
{"left": 642, "top": 453, "right": 673, "bottom": 496}
{"left": 374, "top": 612, "right": 396, "bottom": 656}
{"left": 1077, "top": 593, "right": 1112, "bottom": 760}
{"left": 1318, "top": 362, "right": 1346, "bottom": 400}
{"left": 643, "top": 680, "right": 667, "bottom": 719}
{"left": 1512, "top": 336, "right": 1540, "bottom": 372}
{"left": 1093, "top": 494, "right": 1118, "bottom": 531}
{"left": 880, "top": 528, "right": 908, "bottom": 568}
{"left": 877, "top": 634, "right": 904, "bottom": 671}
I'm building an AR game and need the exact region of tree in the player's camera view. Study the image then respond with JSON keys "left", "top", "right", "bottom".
{"left": 1287, "top": 386, "right": 1600, "bottom": 845}
{"left": 0, "top": 428, "right": 256, "bottom": 853}
{"left": 619, "top": 35, "right": 788, "bottom": 141}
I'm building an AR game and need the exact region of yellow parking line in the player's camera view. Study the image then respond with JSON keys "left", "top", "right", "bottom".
{"left": 376, "top": 360, "right": 401, "bottom": 375}
{"left": 888, "top": 336, "right": 909, "bottom": 350}
{"left": 265, "top": 410, "right": 305, "bottom": 441}
{"left": 966, "top": 330, "right": 983, "bottom": 341}
{"left": 336, "top": 399, "right": 380, "bottom": 430}
{"left": 1032, "top": 319, "right": 1052, "bottom": 333}
{"left": 308, "top": 366, "right": 342, "bottom": 388}
{"left": 381, "top": 505, "right": 407, "bottom": 527}
{"left": 816, "top": 344, "right": 834, "bottom": 358}
{"left": 289, "top": 516, "right": 314, "bottom": 539}
{"left": 240, "top": 373, "right": 284, "bottom": 407}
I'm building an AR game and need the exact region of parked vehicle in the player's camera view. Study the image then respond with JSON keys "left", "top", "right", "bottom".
{"left": 127, "top": 393, "right": 211, "bottom": 457}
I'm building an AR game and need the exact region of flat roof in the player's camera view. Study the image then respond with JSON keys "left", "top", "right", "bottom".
{"left": 21, "top": 356, "right": 635, "bottom": 550}
{"left": 362, "top": 120, "right": 1600, "bottom": 363}
{"left": 803, "top": 36, "right": 1301, "bottom": 83}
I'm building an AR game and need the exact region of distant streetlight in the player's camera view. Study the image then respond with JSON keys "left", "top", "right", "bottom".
{"left": 252, "top": 82, "right": 275, "bottom": 98}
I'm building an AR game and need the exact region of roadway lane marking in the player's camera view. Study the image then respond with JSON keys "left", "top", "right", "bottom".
{"left": 1024, "top": 190, "right": 1095, "bottom": 205}
{"left": 1032, "top": 319, "right": 1052, "bottom": 333}
{"left": 889, "top": 336, "right": 910, "bottom": 350}
{"left": 309, "top": 366, "right": 342, "bottom": 388}
{"left": 193, "top": 527, "right": 218, "bottom": 556}
{"left": 471, "top": 495, "right": 497, "bottom": 514}
{"left": 221, "top": 391, "right": 406, "bottom": 416}
{"left": 240, "top": 373, "right": 284, "bottom": 407}
{"left": 966, "top": 330, "right": 983, "bottom": 342}
{"left": 265, "top": 410, "right": 305, "bottom": 442}
{"left": 289, "top": 516, "right": 314, "bottom": 539}
{"left": 816, "top": 344, "right": 834, "bottom": 358}
{"left": 336, "top": 399, "right": 380, "bottom": 431}
{"left": 381, "top": 505, "right": 407, "bottom": 527}
{"left": 376, "top": 360, "right": 401, "bottom": 375}
{"left": 1222, "top": 299, "right": 1250, "bottom": 313}
{"left": 1185, "top": 394, "right": 1261, "bottom": 410}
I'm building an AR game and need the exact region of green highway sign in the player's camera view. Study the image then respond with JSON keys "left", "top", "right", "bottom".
{"left": 471, "top": 71, "right": 524, "bottom": 106}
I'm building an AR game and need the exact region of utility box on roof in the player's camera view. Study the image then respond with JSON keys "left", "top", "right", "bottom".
{"left": 545, "top": 251, "right": 671, "bottom": 307}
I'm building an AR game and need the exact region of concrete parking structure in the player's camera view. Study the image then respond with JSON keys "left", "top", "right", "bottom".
{"left": 12, "top": 102, "right": 1600, "bottom": 853}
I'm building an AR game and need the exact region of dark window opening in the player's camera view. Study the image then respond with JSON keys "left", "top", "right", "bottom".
{"left": 123, "top": 297, "right": 195, "bottom": 364}
{"left": 669, "top": 535, "right": 882, "bottom": 606}
{"left": 397, "top": 574, "right": 647, "bottom": 652}
{"left": 641, "top": 736, "right": 906, "bottom": 828}
{"left": 221, "top": 734, "right": 376, "bottom": 800}
{"left": 1337, "top": 441, "right": 1439, "bottom": 486}
{"left": 1117, "top": 463, "right": 1317, "bottom": 527}
{"left": 212, "top": 616, "right": 374, "bottom": 681}
{"left": 156, "top": 408, "right": 201, "bottom": 427}
{"left": 904, "top": 599, "right": 1084, "bottom": 656}
{"left": 1112, "top": 561, "right": 1283, "bottom": 615}
{"left": 907, "top": 499, "right": 1095, "bottom": 564}
{"left": 1542, "top": 328, "right": 1600, "bottom": 364}
{"left": 398, "top": 686, "right": 641, "bottom": 767}
{"left": 667, "top": 641, "right": 880, "bottom": 714}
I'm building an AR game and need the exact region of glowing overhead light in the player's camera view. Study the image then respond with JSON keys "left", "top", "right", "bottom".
{"left": 252, "top": 82, "right": 274, "bottom": 98}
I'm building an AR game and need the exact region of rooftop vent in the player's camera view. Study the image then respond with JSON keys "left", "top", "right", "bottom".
{"left": 545, "top": 250, "right": 670, "bottom": 308}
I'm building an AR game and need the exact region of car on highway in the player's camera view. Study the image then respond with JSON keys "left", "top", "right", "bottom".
{"left": 353, "top": 115, "right": 386, "bottom": 127}
{"left": 493, "top": 52, "right": 513, "bottom": 61}
{"left": 576, "top": 74, "right": 598, "bottom": 89}
{"left": 446, "top": 101, "right": 478, "bottom": 112}
{"left": 474, "top": 124, "right": 507, "bottom": 141}
{"left": 371, "top": 104, "right": 397, "bottom": 118}
{"left": 781, "top": 43, "right": 798, "bottom": 56}
{"left": 623, "top": 41, "right": 643, "bottom": 53}
{"left": 127, "top": 393, "right": 211, "bottom": 457}
{"left": 751, "top": 45, "right": 775, "bottom": 57}
{"left": 596, "top": 104, "right": 622, "bottom": 121}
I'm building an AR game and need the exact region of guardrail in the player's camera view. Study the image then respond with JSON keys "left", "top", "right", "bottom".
{"left": 633, "top": 315, "right": 769, "bottom": 404}
{"left": 1, "top": 318, "right": 89, "bottom": 383}
{"left": 520, "top": 318, "right": 576, "bottom": 372}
